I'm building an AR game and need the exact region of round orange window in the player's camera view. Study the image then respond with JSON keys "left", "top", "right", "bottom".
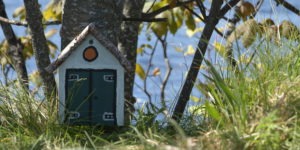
{"left": 83, "top": 46, "right": 98, "bottom": 61}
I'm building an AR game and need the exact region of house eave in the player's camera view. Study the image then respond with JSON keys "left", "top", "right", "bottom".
{"left": 45, "top": 23, "right": 132, "bottom": 73}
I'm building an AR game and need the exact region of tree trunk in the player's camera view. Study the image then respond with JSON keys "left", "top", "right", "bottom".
{"left": 0, "top": 0, "right": 28, "bottom": 89}
{"left": 172, "top": 0, "right": 224, "bottom": 121}
{"left": 61, "top": 0, "right": 124, "bottom": 48}
{"left": 118, "top": 0, "right": 144, "bottom": 125}
{"left": 23, "top": 0, "right": 56, "bottom": 98}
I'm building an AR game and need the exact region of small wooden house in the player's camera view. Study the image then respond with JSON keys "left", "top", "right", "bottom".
{"left": 46, "top": 23, "right": 131, "bottom": 126}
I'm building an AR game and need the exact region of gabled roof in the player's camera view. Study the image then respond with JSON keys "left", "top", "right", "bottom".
{"left": 46, "top": 23, "right": 131, "bottom": 73}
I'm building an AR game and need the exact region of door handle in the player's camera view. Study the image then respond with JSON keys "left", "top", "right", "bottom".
{"left": 68, "top": 111, "right": 80, "bottom": 119}
{"left": 103, "top": 75, "right": 115, "bottom": 82}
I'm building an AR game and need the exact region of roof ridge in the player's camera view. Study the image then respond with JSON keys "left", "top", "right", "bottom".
{"left": 45, "top": 23, "right": 132, "bottom": 73}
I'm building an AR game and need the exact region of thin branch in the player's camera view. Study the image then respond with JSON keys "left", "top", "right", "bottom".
{"left": 123, "top": 17, "right": 167, "bottom": 22}
{"left": 0, "top": 16, "right": 61, "bottom": 26}
{"left": 195, "top": 0, "right": 207, "bottom": 20}
{"left": 253, "top": 0, "right": 264, "bottom": 17}
{"left": 145, "top": 0, "right": 157, "bottom": 14}
{"left": 157, "top": 34, "right": 171, "bottom": 109}
{"left": 0, "top": 16, "right": 27, "bottom": 26}
{"left": 142, "top": 0, "right": 195, "bottom": 18}
{"left": 183, "top": 5, "right": 224, "bottom": 37}
{"left": 222, "top": 16, "right": 235, "bottom": 23}
{"left": 142, "top": 39, "right": 160, "bottom": 111}
{"left": 274, "top": 0, "right": 300, "bottom": 16}
{"left": 219, "top": 0, "right": 240, "bottom": 17}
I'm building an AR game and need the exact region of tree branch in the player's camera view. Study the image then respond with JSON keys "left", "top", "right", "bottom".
{"left": 183, "top": 5, "right": 224, "bottom": 37}
{"left": 142, "top": 0, "right": 195, "bottom": 18}
{"left": 219, "top": 0, "right": 240, "bottom": 17}
{"left": 123, "top": 17, "right": 167, "bottom": 22}
{"left": 195, "top": 0, "right": 207, "bottom": 20}
{"left": 172, "top": 0, "right": 224, "bottom": 122}
{"left": 0, "top": 0, "right": 28, "bottom": 89}
{"left": 253, "top": 0, "right": 264, "bottom": 17}
{"left": 157, "top": 34, "right": 171, "bottom": 108}
{"left": 0, "top": 16, "right": 61, "bottom": 26}
{"left": 23, "top": 0, "right": 56, "bottom": 99}
{"left": 274, "top": 0, "right": 300, "bottom": 16}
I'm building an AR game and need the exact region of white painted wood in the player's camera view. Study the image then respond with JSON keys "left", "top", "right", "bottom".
{"left": 58, "top": 34, "right": 124, "bottom": 126}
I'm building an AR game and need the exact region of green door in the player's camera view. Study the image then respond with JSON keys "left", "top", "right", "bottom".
{"left": 65, "top": 69, "right": 116, "bottom": 125}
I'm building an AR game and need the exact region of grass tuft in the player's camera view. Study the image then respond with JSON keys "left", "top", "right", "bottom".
{"left": 0, "top": 38, "right": 299, "bottom": 149}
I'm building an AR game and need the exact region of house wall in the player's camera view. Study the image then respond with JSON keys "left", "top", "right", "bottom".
{"left": 58, "top": 34, "right": 124, "bottom": 126}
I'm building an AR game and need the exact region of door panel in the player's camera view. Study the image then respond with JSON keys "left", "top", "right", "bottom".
{"left": 65, "top": 69, "right": 116, "bottom": 125}
{"left": 91, "top": 70, "right": 116, "bottom": 125}
{"left": 65, "top": 69, "right": 90, "bottom": 125}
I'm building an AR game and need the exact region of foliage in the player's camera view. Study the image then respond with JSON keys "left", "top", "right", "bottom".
{"left": 0, "top": 33, "right": 299, "bottom": 149}
{"left": 194, "top": 36, "right": 300, "bottom": 149}
{"left": 0, "top": 0, "right": 299, "bottom": 149}
{"left": 226, "top": 19, "right": 300, "bottom": 49}
{"left": 146, "top": 0, "right": 196, "bottom": 37}
{"left": 0, "top": 0, "right": 60, "bottom": 87}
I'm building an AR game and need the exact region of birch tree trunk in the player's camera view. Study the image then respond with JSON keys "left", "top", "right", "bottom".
{"left": 23, "top": 0, "right": 56, "bottom": 98}
{"left": 0, "top": 0, "right": 28, "bottom": 89}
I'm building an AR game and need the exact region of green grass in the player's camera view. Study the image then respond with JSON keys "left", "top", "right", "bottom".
{"left": 0, "top": 39, "right": 299, "bottom": 149}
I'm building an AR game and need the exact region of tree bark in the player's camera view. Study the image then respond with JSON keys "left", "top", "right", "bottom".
{"left": 118, "top": 0, "right": 145, "bottom": 124}
{"left": 23, "top": 0, "right": 56, "bottom": 98}
{"left": 0, "top": 0, "right": 28, "bottom": 89}
{"left": 61, "top": 0, "right": 124, "bottom": 49}
{"left": 274, "top": 0, "right": 300, "bottom": 16}
{"left": 172, "top": 0, "right": 224, "bottom": 121}
{"left": 171, "top": 0, "right": 240, "bottom": 121}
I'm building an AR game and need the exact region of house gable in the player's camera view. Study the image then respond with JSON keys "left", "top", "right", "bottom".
{"left": 59, "top": 34, "right": 123, "bottom": 70}
{"left": 46, "top": 23, "right": 131, "bottom": 72}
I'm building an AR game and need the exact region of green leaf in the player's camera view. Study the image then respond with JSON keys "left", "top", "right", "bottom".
{"left": 20, "top": 36, "right": 33, "bottom": 59}
{"left": 184, "top": 45, "right": 195, "bottom": 56}
{"left": 168, "top": 11, "right": 178, "bottom": 34}
{"left": 186, "top": 27, "right": 203, "bottom": 37}
{"left": 205, "top": 101, "right": 221, "bottom": 122}
{"left": 213, "top": 41, "right": 226, "bottom": 57}
{"left": 136, "top": 64, "right": 146, "bottom": 80}
{"left": 151, "top": 1, "right": 169, "bottom": 11}
{"left": 190, "top": 95, "right": 200, "bottom": 102}
{"left": 43, "top": 0, "right": 62, "bottom": 21}
{"left": 185, "top": 11, "right": 196, "bottom": 31}
{"left": 174, "top": 46, "right": 183, "bottom": 52}
{"left": 150, "top": 22, "right": 168, "bottom": 37}
{"left": 137, "top": 47, "right": 144, "bottom": 55}
{"left": 47, "top": 40, "right": 58, "bottom": 58}
{"left": 188, "top": 105, "right": 205, "bottom": 115}
{"left": 205, "top": 60, "right": 237, "bottom": 111}
{"left": 174, "top": 7, "right": 184, "bottom": 28}
{"left": 13, "top": 6, "right": 26, "bottom": 21}
{"left": 45, "top": 29, "right": 57, "bottom": 38}
{"left": 29, "top": 71, "right": 42, "bottom": 88}
{"left": 137, "top": 44, "right": 153, "bottom": 55}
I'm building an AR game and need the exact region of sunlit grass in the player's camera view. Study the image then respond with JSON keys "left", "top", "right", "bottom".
{"left": 196, "top": 38, "right": 300, "bottom": 149}
{"left": 0, "top": 38, "right": 299, "bottom": 149}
